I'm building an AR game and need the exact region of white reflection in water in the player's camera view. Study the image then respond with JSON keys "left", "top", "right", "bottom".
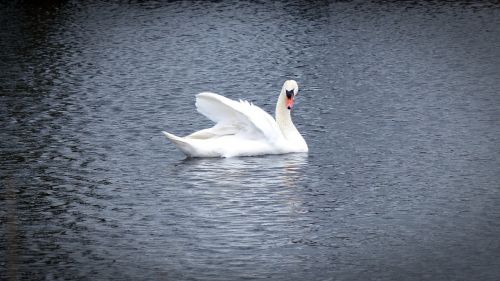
{"left": 166, "top": 153, "right": 312, "bottom": 262}
{"left": 173, "top": 153, "right": 308, "bottom": 189}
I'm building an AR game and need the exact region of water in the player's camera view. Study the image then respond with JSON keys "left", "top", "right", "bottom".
{"left": 1, "top": 1, "right": 500, "bottom": 280}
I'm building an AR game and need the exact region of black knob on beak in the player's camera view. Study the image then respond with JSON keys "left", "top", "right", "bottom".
{"left": 286, "top": 90, "right": 294, "bottom": 99}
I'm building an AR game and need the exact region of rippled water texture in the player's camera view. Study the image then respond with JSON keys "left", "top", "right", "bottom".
{"left": 1, "top": 1, "right": 500, "bottom": 280}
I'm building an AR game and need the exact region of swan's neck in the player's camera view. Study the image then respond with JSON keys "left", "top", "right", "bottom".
{"left": 275, "top": 91, "right": 304, "bottom": 144}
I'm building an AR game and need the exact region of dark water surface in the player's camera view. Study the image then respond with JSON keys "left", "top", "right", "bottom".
{"left": 1, "top": 1, "right": 500, "bottom": 280}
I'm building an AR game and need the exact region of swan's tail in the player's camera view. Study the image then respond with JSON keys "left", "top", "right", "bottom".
{"left": 162, "top": 131, "right": 195, "bottom": 156}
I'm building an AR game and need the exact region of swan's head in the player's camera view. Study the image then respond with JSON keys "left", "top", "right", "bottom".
{"left": 282, "top": 80, "right": 299, "bottom": 110}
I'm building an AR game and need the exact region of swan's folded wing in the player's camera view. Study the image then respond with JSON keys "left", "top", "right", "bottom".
{"left": 185, "top": 123, "right": 239, "bottom": 139}
{"left": 195, "top": 92, "right": 282, "bottom": 141}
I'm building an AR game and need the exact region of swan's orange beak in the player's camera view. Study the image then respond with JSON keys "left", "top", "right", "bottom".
{"left": 286, "top": 97, "right": 294, "bottom": 110}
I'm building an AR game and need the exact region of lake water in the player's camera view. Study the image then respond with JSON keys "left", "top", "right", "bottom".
{"left": 1, "top": 1, "right": 500, "bottom": 280}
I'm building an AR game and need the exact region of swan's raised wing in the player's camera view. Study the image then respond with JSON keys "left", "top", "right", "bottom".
{"left": 195, "top": 92, "right": 282, "bottom": 141}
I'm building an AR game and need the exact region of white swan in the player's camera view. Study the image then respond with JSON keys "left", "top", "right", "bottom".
{"left": 162, "top": 80, "right": 308, "bottom": 158}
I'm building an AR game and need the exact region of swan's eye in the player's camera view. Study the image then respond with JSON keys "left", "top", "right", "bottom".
{"left": 286, "top": 90, "right": 294, "bottom": 99}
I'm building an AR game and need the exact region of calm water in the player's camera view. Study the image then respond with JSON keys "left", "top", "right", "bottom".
{"left": 1, "top": 1, "right": 500, "bottom": 280}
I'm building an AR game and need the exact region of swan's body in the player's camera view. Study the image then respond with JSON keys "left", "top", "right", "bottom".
{"left": 163, "top": 80, "right": 308, "bottom": 157}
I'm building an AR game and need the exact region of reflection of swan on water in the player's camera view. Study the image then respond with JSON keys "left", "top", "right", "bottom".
{"left": 167, "top": 154, "right": 311, "bottom": 252}
{"left": 171, "top": 153, "right": 308, "bottom": 189}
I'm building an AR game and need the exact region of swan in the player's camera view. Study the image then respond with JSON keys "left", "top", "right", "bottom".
{"left": 162, "top": 80, "right": 308, "bottom": 158}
